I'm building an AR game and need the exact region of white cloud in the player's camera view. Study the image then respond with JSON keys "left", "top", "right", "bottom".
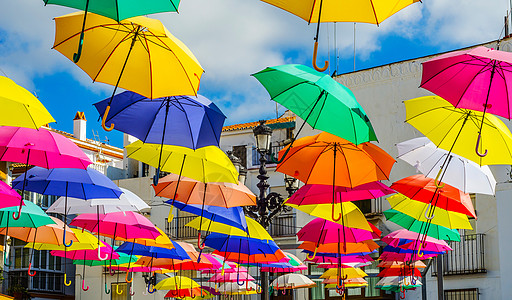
{"left": 0, "top": 0, "right": 509, "bottom": 125}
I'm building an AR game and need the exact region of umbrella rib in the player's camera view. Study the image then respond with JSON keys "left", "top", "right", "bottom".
{"left": 405, "top": 105, "right": 462, "bottom": 123}
{"left": 453, "top": 63, "right": 493, "bottom": 107}
{"left": 142, "top": 100, "right": 167, "bottom": 142}
{"left": 141, "top": 32, "right": 154, "bottom": 99}
{"left": 496, "top": 65, "right": 512, "bottom": 120}
{"left": 303, "top": 145, "right": 327, "bottom": 184}
{"left": 23, "top": 104, "right": 39, "bottom": 129}
{"left": 420, "top": 57, "right": 483, "bottom": 88}
{"left": 92, "top": 28, "right": 135, "bottom": 82}
{"left": 203, "top": 105, "right": 223, "bottom": 148}
{"left": 52, "top": 22, "right": 131, "bottom": 48}
{"left": 176, "top": 100, "right": 196, "bottom": 149}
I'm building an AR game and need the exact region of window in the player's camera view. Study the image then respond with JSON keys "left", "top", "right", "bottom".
{"left": 309, "top": 264, "right": 325, "bottom": 300}
{"left": 233, "top": 145, "right": 247, "bottom": 168}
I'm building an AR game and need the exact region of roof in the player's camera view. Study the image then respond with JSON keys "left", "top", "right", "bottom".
{"left": 73, "top": 111, "right": 87, "bottom": 121}
{"left": 222, "top": 116, "right": 296, "bottom": 132}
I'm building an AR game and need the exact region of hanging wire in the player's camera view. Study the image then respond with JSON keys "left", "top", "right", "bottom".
{"left": 327, "top": 23, "right": 331, "bottom": 75}
{"left": 496, "top": 8, "right": 512, "bottom": 49}
{"left": 353, "top": 23, "right": 356, "bottom": 72}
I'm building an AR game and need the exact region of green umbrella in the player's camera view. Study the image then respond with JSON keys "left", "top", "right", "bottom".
{"left": 44, "top": 0, "right": 181, "bottom": 62}
{"left": 383, "top": 209, "right": 460, "bottom": 242}
{"left": 252, "top": 64, "right": 377, "bottom": 148}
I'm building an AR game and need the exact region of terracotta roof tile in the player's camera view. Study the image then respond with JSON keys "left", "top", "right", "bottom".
{"left": 222, "top": 116, "right": 296, "bottom": 132}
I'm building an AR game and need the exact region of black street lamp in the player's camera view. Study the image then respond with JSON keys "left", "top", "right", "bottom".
{"left": 228, "top": 120, "right": 297, "bottom": 300}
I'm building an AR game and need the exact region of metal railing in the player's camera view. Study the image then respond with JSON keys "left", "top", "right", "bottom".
{"left": 433, "top": 234, "right": 486, "bottom": 275}
{"left": 268, "top": 214, "right": 296, "bottom": 237}
{"left": 252, "top": 144, "right": 285, "bottom": 166}
{"left": 355, "top": 197, "right": 384, "bottom": 216}
{"left": 166, "top": 216, "right": 197, "bottom": 240}
{"left": 8, "top": 271, "right": 64, "bottom": 294}
{"left": 445, "top": 288, "right": 479, "bottom": 300}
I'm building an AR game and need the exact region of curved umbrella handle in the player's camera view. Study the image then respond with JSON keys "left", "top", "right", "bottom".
{"left": 148, "top": 283, "right": 156, "bottom": 294}
{"left": 98, "top": 246, "right": 108, "bottom": 261}
{"left": 197, "top": 231, "right": 205, "bottom": 250}
{"left": 64, "top": 274, "right": 72, "bottom": 286}
{"left": 82, "top": 279, "right": 89, "bottom": 291}
{"left": 129, "top": 286, "right": 135, "bottom": 296}
{"left": 312, "top": 41, "right": 328, "bottom": 72}
{"left": 400, "top": 289, "right": 406, "bottom": 299}
{"left": 109, "top": 261, "right": 116, "bottom": 276}
{"left": 331, "top": 204, "right": 342, "bottom": 222}
{"left": 105, "top": 283, "right": 111, "bottom": 294}
{"left": 475, "top": 133, "right": 488, "bottom": 157}
{"left": 269, "top": 286, "right": 274, "bottom": 296}
{"left": 341, "top": 275, "right": 348, "bottom": 280}
{"left": 63, "top": 230, "right": 73, "bottom": 247}
{"left": 246, "top": 279, "right": 253, "bottom": 291}
{"left": 28, "top": 262, "right": 36, "bottom": 277}
{"left": 116, "top": 284, "right": 123, "bottom": 295}
{"left": 424, "top": 203, "right": 435, "bottom": 220}
{"left": 236, "top": 272, "right": 244, "bottom": 286}
{"left": 12, "top": 204, "right": 22, "bottom": 220}
{"left": 101, "top": 105, "right": 115, "bottom": 132}
{"left": 306, "top": 247, "right": 318, "bottom": 260}
{"left": 411, "top": 277, "right": 417, "bottom": 285}
{"left": 434, "top": 167, "right": 445, "bottom": 189}
{"left": 73, "top": 31, "right": 85, "bottom": 63}
{"left": 4, "top": 252, "right": 10, "bottom": 267}
{"left": 153, "top": 168, "right": 160, "bottom": 186}
{"left": 125, "top": 271, "right": 133, "bottom": 283}
{"left": 417, "top": 243, "right": 425, "bottom": 258}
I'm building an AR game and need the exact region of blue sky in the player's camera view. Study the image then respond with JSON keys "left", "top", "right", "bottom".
{"left": 0, "top": 0, "right": 510, "bottom": 148}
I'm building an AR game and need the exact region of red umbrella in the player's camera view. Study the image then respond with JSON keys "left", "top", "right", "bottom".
{"left": 377, "top": 267, "right": 422, "bottom": 278}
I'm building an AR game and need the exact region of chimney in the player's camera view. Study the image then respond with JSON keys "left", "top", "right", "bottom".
{"left": 73, "top": 111, "right": 87, "bottom": 141}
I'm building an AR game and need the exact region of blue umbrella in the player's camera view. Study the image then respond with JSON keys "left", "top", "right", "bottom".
{"left": 203, "top": 233, "right": 280, "bottom": 255}
{"left": 169, "top": 201, "right": 247, "bottom": 231}
{"left": 94, "top": 91, "right": 226, "bottom": 185}
{"left": 116, "top": 241, "right": 190, "bottom": 260}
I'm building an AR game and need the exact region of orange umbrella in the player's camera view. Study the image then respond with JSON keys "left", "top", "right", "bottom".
{"left": 214, "top": 249, "right": 287, "bottom": 264}
{"left": 0, "top": 216, "right": 77, "bottom": 245}
{"left": 153, "top": 173, "right": 256, "bottom": 207}
{"left": 299, "top": 240, "right": 379, "bottom": 254}
{"left": 135, "top": 255, "right": 214, "bottom": 270}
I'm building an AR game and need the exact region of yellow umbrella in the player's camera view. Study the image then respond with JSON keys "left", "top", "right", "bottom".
{"left": 25, "top": 228, "right": 98, "bottom": 251}
{"left": 155, "top": 276, "right": 200, "bottom": 290}
{"left": 320, "top": 267, "right": 368, "bottom": 279}
{"left": 0, "top": 76, "right": 55, "bottom": 128}
{"left": 186, "top": 216, "right": 272, "bottom": 240}
{"left": 53, "top": 11, "right": 203, "bottom": 131}
{"left": 126, "top": 141, "right": 238, "bottom": 184}
{"left": 260, "top": 0, "right": 419, "bottom": 71}
{"left": 285, "top": 201, "right": 371, "bottom": 231}
{"left": 404, "top": 96, "right": 512, "bottom": 166}
{"left": 387, "top": 193, "right": 472, "bottom": 230}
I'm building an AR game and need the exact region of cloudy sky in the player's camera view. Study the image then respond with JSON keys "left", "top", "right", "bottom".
{"left": 0, "top": 0, "right": 509, "bottom": 147}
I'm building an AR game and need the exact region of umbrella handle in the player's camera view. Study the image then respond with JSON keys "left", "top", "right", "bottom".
{"left": 400, "top": 289, "right": 406, "bottom": 299}
{"left": 98, "top": 246, "right": 108, "bottom": 261}
{"left": 475, "top": 133, "right": 488, "bottom": 157}
{"left": 331, "top": 204, "right": 342, "bottom": 222}
{"left": 109, "top": 261, "right": 116, "bottom": 276}
{"left": 64, "top": 274, "right": 72, "bottom": 286}
{"left": 153, "top": 168, "right": 161, "bottom": 186}
{"left": 116, "top": 284, "right": 123, "bottom": 295}
{"left": 63, "top": 230, "right": 73, "bottom": 247}
{"left": 269, "top": 286, "right": 274, "bottom": 296}
{"left": 417, "top": 243, "right": 425, "bottom": 258}
{"left": 4, "top": 251, "right": 10, "bottom": 267}
{"left": 82, "top": 279, "right": 89, "bottom": 291}
{"left": 28, "top": 262, "right": 36, "bottom": 277}
{"left": 125, "top": 271, "right": 133, "bottom": 283}
{"left": 148, "top": 283, "right": 156, "bottom": 294}
{"left": 306, "top": 247, "right": 318, "bottom": 260}
{"left": 246, "top": 279, "right": 253, "bottom": 291}
{"left": 73, "top": 30, "right": 85, "bottom": 63}
{"left": 236, "top": 272, "right": 244, "bottom": 286}
{"left": 12, "top": 204, "right": 22, "bottom": 220}
{"left": 312, "top": 41, "right": 328, "bottom": 72}
{"left": 129, "top": 286, "right": 135, "bottom": 296}
{"left": 101, "top": 105, "right": 115, "bottom": 132}
{"left": 281, "top": 289, "right": 287, "bottom": 295}
{"left": 424, "top": 203, "right": 435, "bottom": 220}
{"left": 197, "top": 232, "right": 205, "bottom": 250}
{"left": 434, "top": 167, "right": 446, "bottom": 189}
{"left": 411, "top": 277, "right": 417, "bottom": 285}
{"left": 104, "top": 283, "right": 110, "bottom": 294}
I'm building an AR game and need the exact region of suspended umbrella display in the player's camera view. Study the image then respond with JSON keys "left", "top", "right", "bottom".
{"left": 0, "top": 76, "right": 55, "bottom": 128}
{"left": 286, "top": 201, "right": 372, "bottom": 229}
{"left": 396, "top": 137, "right": 496, "bottom": 195}
{"left": 252, "top": 64, "right": 377, "bottom": 149}
{"left": 258, "top": 1, "right": 419, "bottom": 71}
{"left": 271, "top": 273, "right": 316, "bottom": 290}
{"left": 377, "top": 260, "right": 426, "bottom": 269}
{"left": 217, "top": 281, "right": 260, "bottom": 295}
{"left": 53, "top": 12, "right": 203, "bottom": 132}
{"left": 171, "top": 202, "right": 248, "bottom": 231}
{"left": 155, "top": 276, "right": 201, "bottom": 298}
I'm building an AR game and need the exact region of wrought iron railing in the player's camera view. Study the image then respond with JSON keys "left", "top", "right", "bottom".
{"left": 166, "top": 216, "right": 197, "bottom": 240}
{"left": 432, "top": 234, "right": 486, "bottom": 275}
{"left": 445, "top": 288, "right": 479, "bottom": 300}
{"left": 8, "top": 271, "right": 64, "bottom": 294}
{"left": 268, "top": 214, "right": 296, "bottom": 237}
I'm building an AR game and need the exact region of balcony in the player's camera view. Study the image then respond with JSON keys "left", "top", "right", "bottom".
{"left": 165, "top": 216, "right": 197, "bottom": 240}
{"left": 445, "top": 288, "right": 479, "bottom": 300}
{"left": 355, "top": 197, "right": 385, "bottom": 217}
{"left": 432, "top": 234, "right": 486, "bottom": 276}
{"left": 268, "top": 214, "right": 296, "bottom": 237}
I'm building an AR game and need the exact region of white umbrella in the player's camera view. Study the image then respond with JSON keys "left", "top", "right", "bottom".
{"left": 217, "top": 281, "right": 259, "bottom": 295}
{"left": 271, "top": 274, "right": 316, "bottom": 290}
{"left": 90, "top": 188, "right": 150, "bottom": 211}
{"left": 397, "top": 137, "right": 496, "bottom": 195}
{"left": 376, "top": 276, "right": 422, "bottom": 287}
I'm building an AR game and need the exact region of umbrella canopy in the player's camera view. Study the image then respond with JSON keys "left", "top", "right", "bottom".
{"left": 379, "top": 252, "right": 438, "bottom": 261}
{"left": 320, "top": 267, "right": 367, "bottom": 279}
{"left": 297, "top": 218, "right": 380, "bottom": 244}
{"left": 94, "top": 91, "right": 226, "bottom": 149}
{"left": 0, "top": 76, "right": 55, "bottom": 129}
{"left": 186, "top": 216, "right": 270, "bottom": 240}
{"left": 396, "top": 137, "right": 496, "bottom": 195}
{"left": 276, "top": 132, "right": 395, "bottom": 187}
{"left": 0, "top": 201, "right": 54, "bottom": 228}
{"left": 26, "top": 228, "right": 98, "bottom": 251}
{"left": 0, "top": 216, "right": 77, "bottom": 245}
{"left": 287, "top": 182, "right": 395, "bottom": 205}
{"left": 377, "top": 267, "right": 422, "bottom": 278}
{"left": 286, "top": 201, "right": 372, "bottom": 230}
{"left": 404, "top": 96, "right": 512, "bottom": 165}
{"left": 172, "top": 202, "right": 247, "bottom": 231}
{"left": 89, "top": 188, "right": 150, "bottom": 210}
{"left": 0, "top": 126, "right": 91, "bottom": 169}
{"left": 252, "top": 64, "right": 376, "bottom": 145}
{"left": 215, "top": 249, "right": 287, "bottom": 264}
{"left": 0, "top": 181, "right": 23, "bottom": 209}
{"left": 126, "top": 141, "right": 238, "bottom": 184}
{"left": 116, "top": 241, "right": 190, "bottom": 260}
{"left": 391, "top": 174, "right": 477, "bottom": 218}
{"left": 384, "top": 209, "right": 460, "bottom": 241}
{"left": 217, "top": 281, "right": 259, "bottom": 294}
{"left": 209, "top": 272, "right": 255, "bottom": 283}
{"left": 376, "top": 276, "right": 422, "bottom": 288}
{"left": 44, "top": 0, "right": 179, "bottom": 21}
{"left": 382, "top": 229, "right": 451, "bottom": 249}
{"left": 377, "top": 261, "right": 426, "bottom": 268}
{"left": 387, "top": 193, "right": 472, "bottom": 230}
{"left": 271, "top": 274, "right": 316, "bottom": 290}
{"left": 155, "top": 276, "right": 200, "bottom": 290}
{"left": 156, "top": 173, "right": 256, "bottom": 207}
{"left": 53, "top": 12, "right": 203, "bottom": 100}
{"left": 51, "top": 241, "right": 119, "bottom": 260}
{"left": 202, "top": 233, "right": 280, "bottom": 255}
{"left": 299, "top": 240, "right": 379, "bottom": 254}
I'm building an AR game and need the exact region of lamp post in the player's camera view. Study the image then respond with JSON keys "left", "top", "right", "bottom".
{"left": 228, "top": 120, "right": 296, "bottom": 300}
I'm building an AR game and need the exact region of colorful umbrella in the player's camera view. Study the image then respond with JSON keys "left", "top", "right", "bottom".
{"left": 404, "top": 96, "right": 512, "bottom": 165}
{"left": 0, "top": 181, "right": 23, "bottom": 209}
{"left": 53, "top": 12, "right": 203, "bottom": 131}
{"left": 396, "top": 137, "right": 496, "bottom": 194}
{"left": 0, "top": 76, "right": 55, "bottom": 128}
{"left": 209, "top": 272, "right": 255, "bottom": 283}
{"left": 299, "top": 240, "right": 379, "bottom": 254}
{"left": 116, "top": 241, "right": 189, "bottom": 260}
{"left": 217, "top": 281, "right": 259, "bottom": 295}
{"left": 252, "top": 64, "right": 376, "bottom": 146}
{"left": 382, "top": 229, "right": 451, "bottom": 249}
{"left": 271, "top": 274, "right": 316, "bottom": 290}
{"left": 171, "top": 201, "right": 248, "bottom": 231}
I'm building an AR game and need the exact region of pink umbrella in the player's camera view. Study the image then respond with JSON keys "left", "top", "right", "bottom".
{"left": 309, "top": 255, "right": 374, "bottom": 265}
{"left": 209, "top": 271, "right": 255, "bottom": 283}
{"left": 398, "top": 241, "right": 452, "bottom": 253}
{"left": 382, "top": 229, "right": 450, "bottom": 248}
{"left": 287, "top": 182, "right": 395, "bottom": 205}
{"left": 0, "top": 180, "right": 23, "bottom": 209}
{"left": 379, "top": 252, "right": 438, "bottom": 262}
{"left": 420, "top": 46, "right": 512, "bottom": 156}
{"left": 51, "top": 244, "right": 119, "bottom": 261}
{"left": 298, "top": 218, "right": 380, "bottom": 246}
